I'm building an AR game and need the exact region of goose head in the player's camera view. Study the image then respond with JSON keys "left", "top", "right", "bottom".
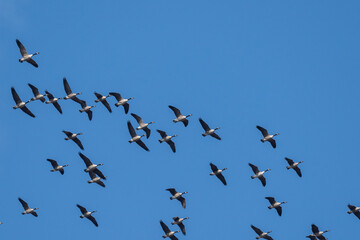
{"left": 274, "top": 133, "right": 279, "bottom": 136}
{"left": 77, "top": 133, "right": 83, "bottom": 136}
{"left": 222, "top": 168, "right": 228, "bottom": 171}
{"left": 91, "top": 210, "right": 97, "bottom": 214}
{"left": 215, "top": 127, "right": 220, "bottom": 130}
{"left": 33, "top": 208, "right": 39, "bottom": 210}
{"left": 33, "top": 52, "right": 39, "bottom": 56}
{"left": 299, "top": 161, "right": 304, "bottom": 163}
{"left": 97, "top": 163, "right": 104, "bottom": 166}
{"left": 267, "top": 230, "right": 272, "bottom": 234}
{"left": 182, "top": 191, "right": 188, "bottom": 195}
{"left": 129, "top": 97, "right": 134, "bottom": 100}
{"left": 63, "top": 164, "right": 69, "bottom": 167}
{"left": 172, "top": 134, "right": 178, "bottom": 138}
{"left": 149, "top": 121, "right": 155, "bottom": 124}
{"left": 265, "top": 169, "right": 271, "bottom": 172}
{"left": 77, "top": 92, "right": 82, "bottom": 95}
{"left": 186, "top": 114, "right": 192, "bottom": 118}
{"left": 281, "top": 201, "right": 287, "bottom": 204}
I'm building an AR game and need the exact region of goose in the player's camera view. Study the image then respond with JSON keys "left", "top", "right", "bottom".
{"left": 265, "top": 197, "right": 287, "bottom": 216}
{"left": 347, "top": 204, "right": 360, "bottom": 220}
{"left": 63, "top": 77, "right": 82, "bottom": 103}
{"left": 28, "top": 84, "right": 45, "bottom": 103}
{"left": 160, "top": 220, "right": 179, "bottom": 240}
{"left": 169, "top": 105, "right": 192, "bottom": 127}
{"left": 311, "top": 224, "right": 330, "bottom": 240}
{"left": 18, "top": 198, "right": 38, "bottom": 217}
{"left": 157, "top": 130, "right": 177, "bottom": 153}
{"left": 76, "top": 204, "right": 98, "bottom": 227}
{"left": 108, "top": 92, "right": 133, "bottom": 114}
{"left": 199, "top": 118, "right": 221, "bottom": 140}
{"left": 45, "top": 90, "right": 63, "bottom": 114}
{"left": 78, "top": 100, "right": 95, "bottom": 121}
{"left": 249, "top": 163, "right": 270, "bottom": 187}
{"left": 16, "top": 39, "right": 39, "bottom": 68}
{"left": 78, "top": 152, "right": 105, "bottom": 179}
{"left": 251, "top": 225, "right": 273, "bottom": 240}
{"left": 171, "top": 217, "right": 189, "bottom": 235}
{"left": 88, "top": 171, "right": 105, "bottom": 188}
{"left": 131, "top": 113, "right": 154, "bottom": 138}
{"left": 209, "top": 163, "right": 227, "bottom": 186}
{"left": 166, "top": 188, "right": 187, "bottom": 209}
{"left": 94, "top": 92, "right": 112, "bottom": 113}
{"left": 285, "top": 157, "right": 303, "bottom": 177}
{"left": 47, "top": 159, "right": 68, "bottom": 175}
{"left": 62, "top": 130, "right": 84, "bottom": 150}
{"left": 127, "top": 121, "right": 149, "bottom": 151}
{"left": 256, "top": 125, "right": 279, "bottom": 149}
{"left": 11, "top": 87, "right": 35, "bottom": 118}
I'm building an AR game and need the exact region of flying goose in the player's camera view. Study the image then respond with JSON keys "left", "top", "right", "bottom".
{"left": 94, "top": 92, "right": 112, "bottom": 113}
{"left": 265, "top": 197, "right": 287, "bottom": 216}
{"left": 63, "top": 130, "right": 84, "bottom": 150}
{"left": 76, "top": 204, "right": 98, "bottom": 227}
{"left": 199, "top": 118, "right": 221, "bottom": 140}
{"left": 127, "top": 121, "right": 149, "bottom": 151}
{"left": 209, "top": 163, "right": 227, "bottom": 185}
{"left": 347, "top": 204, "right": 360, "bottom": 220}
{"left": 78, "top": 152, "right": 105, "bottom": 179}
{"left": 171, "top": 217, "right": 189, "bottom": 235}
{"left": 311, "top": 224, "right": 330, "bottom": 240}
{"left": 169, "top": 105, "right": 192, "bottom": 127}
{"left": 131, "top": 113, "right": 154, "bottom": 138}
{"left": 157, "top": 130, "right": 177, "bottom": 153}
{"left": 63, "top": 77, "right": 82, "bottom": 103}
{"left": 166, "top": 188, "right": 187, "bottom": 209}
{"left": 108, "top": 92, "right": 133, "bottom": 114}
{"left": 160, "top": 220, "right": 179, "bottom": 240}
{"left": 285, "top": 157, "right": 303, "bottom": 177}
{"left": 47, "top": 159, "right": 68, "bottom": 175}
{"left": 16, "top": 39, "right": 39, "bottom": 68}
{"left": 78, "top": 100, "right": 95, "bottom": 121}
{"left": 256, "top": 126, "right": 279, "bottom": 149}
{"left": 249, "top": 163, "right": 270, "bottom": 187}
{"left": 28, "top": 84, "right": 45, "bottom": 103}
{"left": 11, "top": 87, "right": 35, "bottom": 118}
{"left": 18, "top": 198, "right": 38, "bottom": 217}
{"left": 88, "top": 171, "right": 105, "bottom": 188}
{"left": 251, "top": 225, "right": 273, "bottom": 240}
{"left": 45, "top": 90, "right": 63, "bottom": 114}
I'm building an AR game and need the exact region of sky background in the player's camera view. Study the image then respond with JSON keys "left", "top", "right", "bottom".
{"left": 1, "top": 0, "right": 360, "bottom": 239}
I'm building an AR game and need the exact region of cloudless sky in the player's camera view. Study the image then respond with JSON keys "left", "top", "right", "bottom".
{"left": 1, "top": 0, "right": 360, "bottom": 239}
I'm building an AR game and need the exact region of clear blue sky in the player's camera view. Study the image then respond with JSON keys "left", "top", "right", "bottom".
{"left": 1, "top": 0, "right": 360, "bottom": 239}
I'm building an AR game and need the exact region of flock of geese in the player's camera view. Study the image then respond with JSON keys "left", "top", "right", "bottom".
{"left": 7, "top": 39, "right": 360, "bottom": 239}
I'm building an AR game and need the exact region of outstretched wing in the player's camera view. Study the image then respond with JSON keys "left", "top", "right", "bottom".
{"left": 178, "top": 222, "right": 186, "bottom": 235}
{"left": 102, "top": 100, "right": 112, "bottom": 113}
{"left": 276, "top": 206, "right": 282, "bottom": 216}
{"left": 248, "top": 163, "right": 259, "bottom": 174}
{"left": 178, "top": 197, "right": 186, "bottom": 209}
{"left": 210, "top": 163, "right": 218, "bottom": 172}
{"left": 166, "top": 188, "right": 177, "bottom": 195}
{"left": 182, "top": 119, "right": 189, "bottom": 127}
{"left": 93, "top": 169, "right": 106, "bottom": 180}
{"left": 76, "top": 204, "right": 87, "bottom": 215}
{"left": 251, "top": 225, "right": 263, "bottom": 235}
{"left": 18, "top": 198, "right": 29, "bottom": 210}
{"left": 123, "top": 103, "right": 129, "bottom": 114}
{"left": 170, "top": 235, "right": 178, "bottom": 240}
{"left": 285, "top": 157, "right": 294, "bottom": 165}
{"left": 293, "top": 166, "right": 302, "bottom": 177}
{"left": 210, "top": 132, "right": 221, "bottom": 140}
{"left": 53, "top": 102, "right": 63, "bottom": 114}
{"left": 259, "top": 176, "right": 266, "bottom": 187}
{"left": 256, "top": 125, "right": 269, "bottom": 137}
{"left": 127, "top": 121, "right": 137, "bottom": 137}
{"left": 47, "top": 159, "right": 58, "bottom": 169}
{"left": 94, "top": 92, "right": 103, "bottom": 99}
{"left": 311, "top": 224, "right": 320, "bottom": 234}
{"left": 31, "top": 211, "right": 38, "bottom": 217}
{"left": 157, "top": 129, "right": 167, "bottom": 138}
{"left": 143, "top": 127, "right": 151, "bottom": 139}
{"left": 62, "top": 130, "right": 73, "bottom": 137}
{"left": 16, "top": 39, "right": 28, "bottom": 56}
{"left": 136, "top": 140, "right": 149, "bottom": 152}
{"left": 167, "top": 140, "right": 176, "bottom": 153}
{"left": 79, "top": 153, "right": 92, "bottom": 167}
{"left": 160, "top": 220, "right": 170, "bottom": 234}
{"left": 216, "top": 173, "right": 227, "bottom": 186}
{"left": 63, "top": 78, "right": 72, "bottom": 95}
{"left": 131, "top": 113, "right": 144, "bottom": 125}
{"left": 26, "top": 58, "right": 38, "bottom": 68}
{"left": 109, "top": 92, "right": 122, "bottom": 101}
{"left": 20, "top": 106, "right": 36, "bottom": 118}
{"left": 199, "top": 118, "right": 210, "bottom": 131}
{"left": 73, "top": 138, "right": 84, "bottom": 150}
{"left": 169, "top": 105, "right": 181, "bottom": 117}
{"left": 11, "top": 87, "right": 22, "bottom": 104}
{"left": 87, "top": 215, "right": 98, "bottom": 227}
{"left": 28, "top": 83, "right": 40, "bottom": 96}
{"left": 86, "top": 110, "right": 93, "bottom": 121}
{"left": 268, "top": 139, "right": 276, "bottom": 148}
{"left": 265, "top": 197, "right": 276, "bottom": 205}
{"left": 45, "top": 91, "right": 54, "bottom": 100}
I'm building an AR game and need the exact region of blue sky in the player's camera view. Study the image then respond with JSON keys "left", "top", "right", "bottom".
{"left": 1, "top": 0, "right": 360, "bottom": 239}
